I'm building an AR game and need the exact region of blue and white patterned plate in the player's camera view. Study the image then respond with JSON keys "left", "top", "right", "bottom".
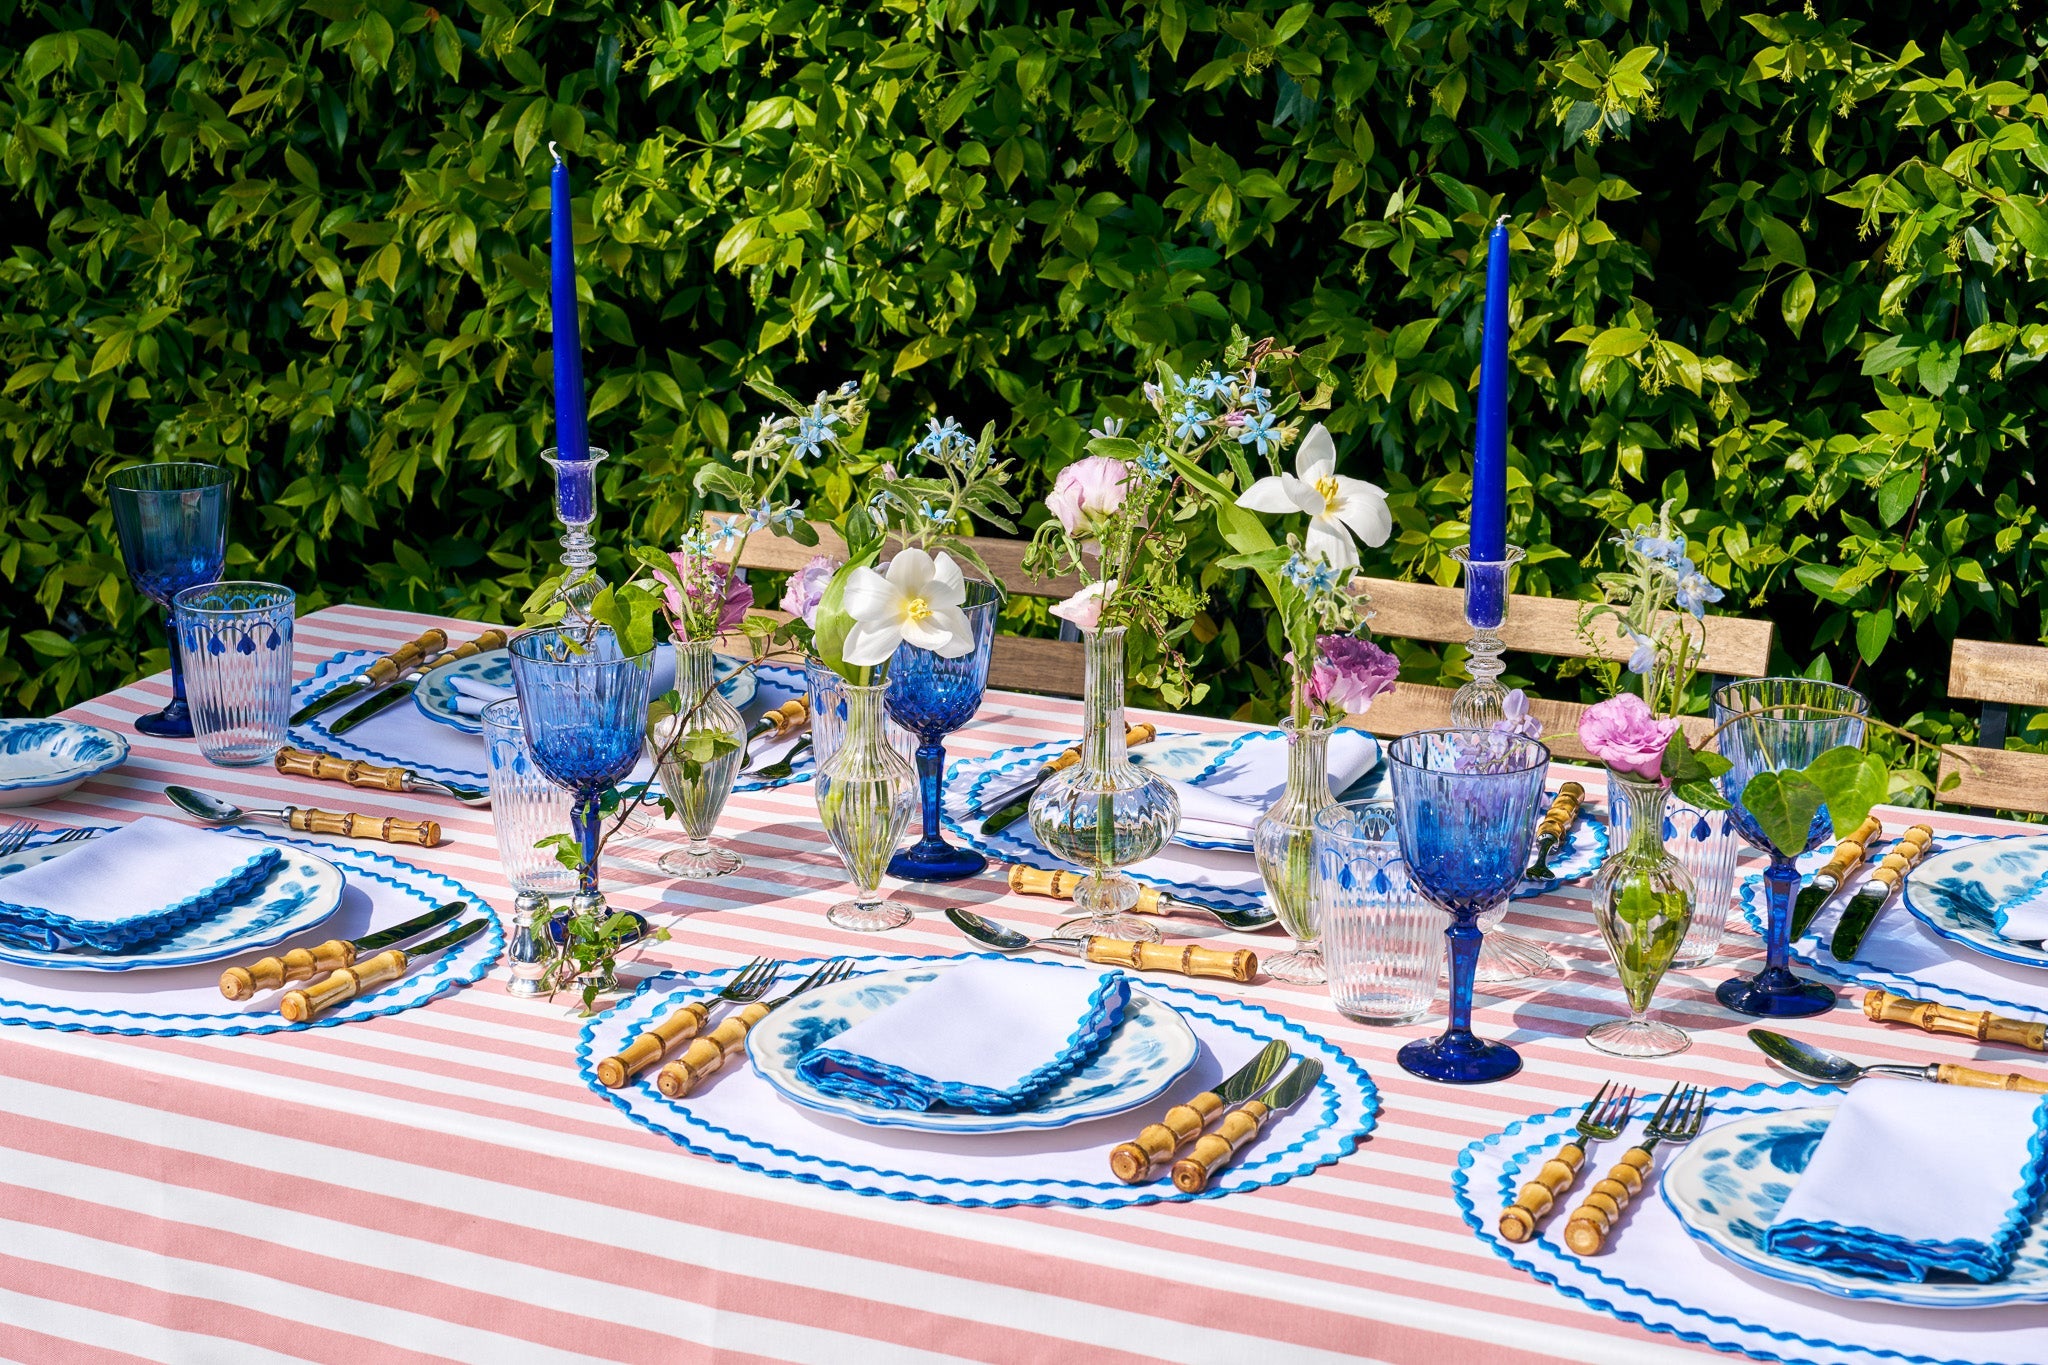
{"left": 745, "top": 962, "right": 1200, "bottom": 1133}
{"left": 413, "top": 646, "right": 758, "bottom": 735}
{"left": 0, "top": 828, "right": 344, "bottom": 971}
{"left": 1902, "top": 835, "right": 2048, "bottom": 969}
{"left": 0, "top": 719, "right": 128, "bottom": 807}
{"left": 1662, "top": 1105, "right": 2048, "bottom": 1308}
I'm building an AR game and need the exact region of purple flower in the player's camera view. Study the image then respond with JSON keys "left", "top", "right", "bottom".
{"left": 1304, "top": 634, "right": 1399, "bottom": 713}
{"left": 667, "top": 553, "right": 754, "bottom": 635}
{"left": 779, "top": 553, "right": 841, "bottom": 628}
{"left": 1494, "top": 688, "right": 1544, "bottom": 740}
{"left": 1578, "top": 692, "right": 1682, "bottom": 782}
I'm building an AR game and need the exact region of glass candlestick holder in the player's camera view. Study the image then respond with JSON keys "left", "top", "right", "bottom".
{"left": 542, "top": 444, "right": 609, "bottom": 627}
{"left": 1449, "top": 543, "right": 1523, "bottom": 729}
{"left": 1449, "top": 543, "right": 1558, "bottom": 983}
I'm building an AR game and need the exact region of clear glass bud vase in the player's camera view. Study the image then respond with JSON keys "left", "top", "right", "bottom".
{"left": 1255, "top": 716, "right": 1337, "bottom": 983}
{"left": 814, "top": 679, "right": 917, "bottom": 931}
{"left": 1028, "top": 625, "right": 1178, "bottom": 943}
{"left": 1587, "top": 769, "right": 1697, "bottom": 1058}
{"left": 651, "top": 639, "right": 750, "bottom": 879}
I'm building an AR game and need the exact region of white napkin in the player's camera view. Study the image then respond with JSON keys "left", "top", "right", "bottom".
{"left": 794, "top": 961, "right": 1132, "bottom": 1113}
{"left": 447, "top": 675, "right": 513, "bottom": 715}
{"left": 1764, "top": 1078, "right": 2048, "bottom": 1282}
{"left": 1994, "top": 885, "right": 2048, "bottom": 944}
{"left": 1168, "top": 730, "right": 1379, "bottom": 843}
{"left": 0, "top": 817, "right": 282, "bottom": 952}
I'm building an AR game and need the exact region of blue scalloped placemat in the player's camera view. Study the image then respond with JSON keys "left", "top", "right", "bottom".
{"left": 578, "top": 952, "right": 1378, "bottom": 1208}
{"left": 0, "top": 826, "right": 502, "bottom": 1035}
{"left": 293, "top": 647, "right": 815, "bottom": 791}
{"left": 1738, "top": 831, "right": 2048, "bottom": 1023}
{"left": 1455, "top": 1083, "right": 2048, "bottom": 1365}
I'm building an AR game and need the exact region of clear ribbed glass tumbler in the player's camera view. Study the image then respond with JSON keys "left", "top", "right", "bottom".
{"left": 1315, "top": 801, "right": 1444, "bottom": 1025}
{"left": 171, "top": 581, "right": 294, "bottom": 766}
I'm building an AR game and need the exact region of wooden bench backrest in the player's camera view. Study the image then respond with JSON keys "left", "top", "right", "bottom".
{"left": 1938, "top": 638, "right": 2048, "bottom": 815}
{"left": 716, "top": 516, "right": 1086, "bottom": 697}
{"left": 1343, "top": 576, "right": 1777, "bottom": 763}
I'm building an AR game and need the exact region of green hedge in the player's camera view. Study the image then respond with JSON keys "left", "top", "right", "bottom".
{"left": 3, "top": 0, "right": 2046, "bottom": 757}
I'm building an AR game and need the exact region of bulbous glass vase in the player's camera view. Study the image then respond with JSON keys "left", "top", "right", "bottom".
{"left": 650, "top": 639, "right": 750, "bottom": 878}
{"left": 1028, "top": 625, "right": 1178, "bottom": 943}
{"left": 1586, "top": 769, "right": 1697, "bottom": 1057}
{"left": 1254, "top": 716, "right": 1338, "bottom": 983}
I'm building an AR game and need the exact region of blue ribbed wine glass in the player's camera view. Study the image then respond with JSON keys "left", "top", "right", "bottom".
{"left": 1712, "top": 677, "right": 1868, "bottom": 1018}
{"left": 107, "top": 463, "right": 231, "bottom": 738}
{"left": 507, "top": 626, "right": 654, "bottom": 897}
{"left": 885, "top": 577, "right": 999, "bottom": 881}
{"left": 1389, "top": 728, "right": 1550, "bottom": 1084}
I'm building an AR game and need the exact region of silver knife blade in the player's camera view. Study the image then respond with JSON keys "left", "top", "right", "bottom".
{"left": 401, "top": 919, "right": 488, "bottom": 960}
{"left": 1261, "top": 1058, "right": 1324, "bottom": 1111}
{"left": 974, "top": 766, "right": 1055, "bottom": 823}
{"left": 1216, "top": 1041, "right": 1292, "bottom": 1105}
{"left": 328, "top": 677, "right": 426, "bottom": 734}
{"left": 353, "top": 903, "right": 463, "bottom": 954}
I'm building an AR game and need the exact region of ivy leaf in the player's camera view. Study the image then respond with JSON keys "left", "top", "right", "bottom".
{"left": 1672, "top": 778, "right": 1731, "bottom": 813}
{"left": 1737, "top": 769, "right": 1825, "bottom": 858}
{"left": 1803, "top": 745, "right": 1888, "bottom": 837}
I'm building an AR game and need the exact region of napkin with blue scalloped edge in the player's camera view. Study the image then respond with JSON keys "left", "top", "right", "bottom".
{"left": 793, "top": 960, "right": 1131, "bottom": 1113}
{"left": 0, "top": 817, "right": 282, "bottom": 953}
{"left": 1763, "top": 1077, "right": 2048, "bottom": 1283}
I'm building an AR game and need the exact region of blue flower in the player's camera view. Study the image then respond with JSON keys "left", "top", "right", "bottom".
{"left": 1675, "top": 569, "right": 1725, "bottom": 618}
{"left": 1243, "top": 382, "right": 1272, "bottom": 414}
{"left": 1135, "top": 444, "right": 1170, "bottom": 480}
{"left": 1282, "top": 552, "right": 1339, "bottom": 595}
{"left": 1191, "top": 370, "right": 1233, "bottom": 400}
{"left": 1625, "top": 629, "right": 1657, "bottom": 676}
{"left": 1236, "top": 410, "right": 1281, "bottom": 457}
{"left": 1634, "top": 533, "right": 1687, "bottom": 567}
{"left": 915, "top": 416, "right": 964, "bottom": 458}
{"left": 1172, "top": 404, "right": 1211, "bottom": 443}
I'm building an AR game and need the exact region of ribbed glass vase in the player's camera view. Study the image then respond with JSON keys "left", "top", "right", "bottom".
{"left": 814, "top": 679, "right": 916, "bottom": 931}
{"left": 650, "top": 639, "right": 750, "bottom": 879}
{"left": 1254, "top": 716, "right": 1337, "bottom": 983}
{"left": 1604, "top": 769, "right": 1739, "bottom": 968}
{"left": 1028, "top": 625, "right": 1178, "bottom": 942}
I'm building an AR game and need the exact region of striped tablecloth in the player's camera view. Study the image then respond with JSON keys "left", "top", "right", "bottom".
{"left": 6, "top": 603, "right": 2040, "bottom": 1364}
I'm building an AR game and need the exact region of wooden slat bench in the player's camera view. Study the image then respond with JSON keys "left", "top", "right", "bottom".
{"left": 1344, "top": 577, "right": 1778, "bottom": 762}
{"left": 1936, "top": 639, "right": 2048, "bottom": 816}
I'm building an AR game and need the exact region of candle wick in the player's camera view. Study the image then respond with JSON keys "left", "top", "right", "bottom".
{"left": 550, "top": 141, "right": 562, "bottom": 166}
{"left": 1495, "top": 214, "right": 1508, "bottom": 227}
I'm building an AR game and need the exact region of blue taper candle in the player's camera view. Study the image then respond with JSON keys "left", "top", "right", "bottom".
{"left": 1471, "top": 215, "right": 1511, "bottom": 562}
{"left": 550, "top": 143, "right": 589, "bottom": 489}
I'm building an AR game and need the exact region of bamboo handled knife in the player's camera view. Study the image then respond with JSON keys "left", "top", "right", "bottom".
{"left": 289, "top": 628, "right": 449, "bottom": 724}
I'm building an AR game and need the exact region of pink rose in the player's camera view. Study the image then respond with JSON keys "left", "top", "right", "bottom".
{"left": 1046, "top": 456, "right": 1130, "bottom": 534}
{"left": 779, "top": 553, "right": 841, "bottom": 627}
{"left": 1577, "top": 693, "right": 1681, "bottom": 782}
{"left": 1304, "top": 635, "right": 1399, "bottom": 713}
{"left": 1049, "top": 580, "right": 1115, "bottom": 632}
{"left": 666, "top": 553, "right": 754, "bottom": 635}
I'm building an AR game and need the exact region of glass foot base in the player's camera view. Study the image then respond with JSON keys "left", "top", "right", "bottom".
{"left": 828, "top": 900, "right": 913, "bottom": 932}
{"left": 658, "top": 846, "right": 743, "bottom": 879}
{"left": 1262, "top": 944, "right": 1326, "bottom": 985}
{"left": 888, "top": 841, "right": 988, "bottom": 882}
{"left": 1398, "top": 1030, "right": 1522, "bottom": 1084}
{"left": 1587, "top": 1016, "right": 1692, "bottom": 1058}
{"left": 1717, "top": 971, "right": 1835, "bottom": 1018}
{"left": 1474, "top": 931, "right": 1562, "bottom": 984}
{"left": 1055, "top": 912, "right": 1161, "bottom": 943}
{"left": 135, "top": 706, "right": 194, "bottom": 739}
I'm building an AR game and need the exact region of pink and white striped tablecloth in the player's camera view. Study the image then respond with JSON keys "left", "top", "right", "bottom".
{"left": 5, "top": 603, "right": 2040, "bottom": 1364}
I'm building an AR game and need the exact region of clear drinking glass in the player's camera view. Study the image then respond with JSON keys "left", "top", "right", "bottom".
{"left": 1315, "top": 801, "right": 1444, "bottom": 1025}
{"left": 107, "top": 462, "right": 230, "bottom": 738}
{"left": 1606, "top": 770, "right": 1740, "bottom": 968}
{"left": 482, "top": 698, "right": 579, "bottom": 898}
{"left": 171, "top": 581, "right": 294, "bottom": 766}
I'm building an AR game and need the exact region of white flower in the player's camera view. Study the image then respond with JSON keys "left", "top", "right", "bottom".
{"left": 840, "top": 548, "right": 974, "bottom": 667}
{"left": 1235, "top": 423, "right": 1392, "bottom": 568}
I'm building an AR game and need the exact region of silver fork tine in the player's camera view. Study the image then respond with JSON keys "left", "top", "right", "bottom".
{"left": 0, "top": 821, "right": 37, "bottom": 857}
{"left": 722, "top": 955, "right": 777, "bottom": 1001}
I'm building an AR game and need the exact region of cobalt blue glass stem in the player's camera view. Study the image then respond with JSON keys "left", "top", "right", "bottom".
{"left": 1387, "top": 728, "right": 1550, "bottom": 1084}
{"left": 1711, "top": 676, "right": 1867, "bottom": 1018}
{"left": 106, "top": 462, "right": 231, "bottom": 739}
{"left": 884, "top": 577, "right": 998, "bottom": 882}
{"left": 573, "top": 795, "right": 603, "bottom": 896}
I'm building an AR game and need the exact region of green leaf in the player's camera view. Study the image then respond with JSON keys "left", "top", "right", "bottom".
{"left": 1781, "top": 271, "right": 1815, "bottom": 336}
{"left": 1738, "top": 769, "right": 1825, "bottom": 858}
{"left": 1802, "top": 746, "right": 1887, "bottom": 838}
{"left": 1672, "top": 778, "right": 1731, "bottom": 813}
{"left": 1756, "top": 215, "right": 1807, "bottom": 268}
{"left": 1855, "top": 608, "right": 1893, "bottom": 664}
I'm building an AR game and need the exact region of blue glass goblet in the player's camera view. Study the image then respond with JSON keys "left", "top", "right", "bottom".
{"left": 1388, "top": 728, "right": 1550, "bottom": 1084}
{"left": 107, "top": 463, "right": 231, "bottom": 738}
{"left": 1712, "top": 677, "right": 1868, "bottom": 1018}
{"left": 507, "top": 626, "right": 654, "bottom": 898}
{"left": 885, "top": 578, "right": 999, "bottom": 881}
